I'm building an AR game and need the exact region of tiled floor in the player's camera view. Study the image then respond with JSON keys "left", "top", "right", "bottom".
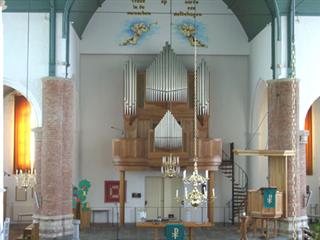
{"left": 79, "top": 223, "right": 289, "bottom": 240}
{"left": 9, "top": 223, "right": 290, "bottom": 240}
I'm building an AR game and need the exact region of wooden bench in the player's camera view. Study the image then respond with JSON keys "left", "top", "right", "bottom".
{"left": 16, "top": 223, "right": 39, "bottom": 240}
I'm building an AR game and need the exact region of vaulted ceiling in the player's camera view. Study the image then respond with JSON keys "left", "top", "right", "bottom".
{"left": 222, "top": 0, "right": 320, "bottom": 40}
{"left": 4, "top": 0, "right": 320, "bottom": 41}
{"left": 4, "top": 0, "right": 106, "bottom": 38}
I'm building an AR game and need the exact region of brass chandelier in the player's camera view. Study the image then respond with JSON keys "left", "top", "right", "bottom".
{"left": 16, "top": 169, "right": 36, "bottom": 191}
{"left": 183, "top": 161, "right": 209, "bottom": 207}
{"left": 161, "top": 154, "right": 180, "bottom": 178}
{"left": 181, "top": 3, "right": 211, "bottom": 208}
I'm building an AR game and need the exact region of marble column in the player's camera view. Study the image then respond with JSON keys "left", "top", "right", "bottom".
{"left": 33, "top": 128, "right": 42, "bottom": 217}
{"left": 267, "top": 79, "right": 308, "bottom": 238}
{"left": 298, "top": 130, "right": 308, "bottom": 217}
{"left": 38, "top": 78, "right": 74, "bottom": 239}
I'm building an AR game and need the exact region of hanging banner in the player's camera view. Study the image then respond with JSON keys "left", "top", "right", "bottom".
{"left": 263, "top": 188, "right": 277, "bottom": 209}
{"left": 165, "top": 224, "right": 185, "bottom": 240}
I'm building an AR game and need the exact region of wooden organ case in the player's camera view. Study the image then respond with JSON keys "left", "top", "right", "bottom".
{"left": 112, "top": 43, "right": 222, "bottom": 224}
{"left": 112, "top": 44, "right": 222, "bottom": 171}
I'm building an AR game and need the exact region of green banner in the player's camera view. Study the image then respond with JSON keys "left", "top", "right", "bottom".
{"left": 263, "top": 188, "right": 276, "bottom": 209}
{"left": 165, "top": 224, "right": 185, "bottom": 240}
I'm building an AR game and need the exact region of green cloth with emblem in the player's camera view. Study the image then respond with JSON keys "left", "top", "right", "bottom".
{"left": 165, "top": 224, "right": 185, "bottom": 240}
{"left": 263, "top": 187, "right": 277, "bottom": 208}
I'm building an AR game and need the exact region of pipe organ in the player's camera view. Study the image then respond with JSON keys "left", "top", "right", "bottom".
{"left": 146, "top": 42, "right": 188, "bottom": 102}
{"left": 123, "top": 59, "right": 137, "bottom": 116}
{"left": 154, "top": 110, "right": 183, "bottom": 149}
{"left": 113, "top": 43, "right": 222, "bottom": 172}
{"left": 197, "top": 59, "right": 210, "bottom": 116}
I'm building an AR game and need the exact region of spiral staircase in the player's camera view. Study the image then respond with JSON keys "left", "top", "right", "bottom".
{"left": 219, "top": 143, "right": 248, "bottom": 224}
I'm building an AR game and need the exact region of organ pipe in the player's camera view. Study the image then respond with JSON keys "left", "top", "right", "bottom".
{"left": 196, "top": 59, "right": 210, "bottom": 116}
{"left": 154, "top": 110, "right": 183, "bottom": 149}
{"left": 123, "top": 59, "right": 137, "bottom": 116}
{"left": 146, "top": 42, "right": 188, "bottom": 102}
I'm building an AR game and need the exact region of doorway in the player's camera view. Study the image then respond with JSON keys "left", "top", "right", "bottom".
{"left": 145, "top": 176, "right": 182, "bottom": 220}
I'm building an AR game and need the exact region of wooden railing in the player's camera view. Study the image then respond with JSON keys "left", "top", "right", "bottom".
{"left": 112, "top": 137, "right": 222, "bottom": 171}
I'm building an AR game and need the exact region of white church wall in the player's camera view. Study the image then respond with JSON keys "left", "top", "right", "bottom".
{"left": 79, "top": 54, "right": 249, "bottom": 222}
{"left": 56, "top": 13, "right": 66, "bottom": 79}
{"left": 306, "top": 98, "right": 320, "bottom": 207}
{"left": 69, "top": 20, "right": 81, "bottom": 185}
{"left": 296, "top": 17, "right": 320, "bottom": 129}
{"left": 3, "top": 12, "right": 81, "bottom": 185}
{"left": 3, "top": 12, "right": 81, "bottom": 123}
{"left": 294, "top": 16, "right": 320, "bottom": 208}
{"left": 3, "top": 12, "right": 48, "bottom": 125}
{"left": 247, "top": 24, "right": 272, "bottom": 189}
{"left": 80, "top": 0, "right": 249, "bottom": 55}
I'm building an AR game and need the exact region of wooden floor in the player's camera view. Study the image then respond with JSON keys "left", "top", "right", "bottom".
{"left": 9, "top": 223, "right": 29, "bottom": 240}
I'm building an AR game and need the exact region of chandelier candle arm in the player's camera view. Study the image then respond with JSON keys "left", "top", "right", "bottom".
{"left": 161, "top": 154, "right": 180, "bottom": 178}
{"left": 15, "top": 168, "right": 36, "bottom": 191}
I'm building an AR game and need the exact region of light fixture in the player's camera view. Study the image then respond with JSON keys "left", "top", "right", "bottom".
{"left": 161, "top": 1, "right": 182, "bottom": 179}
{"left": 180, "top": 2, "right": 213, "bottom": 208}
{"left": 161, "top": 154, "right": 180, "bottom": 178}
{"left": 15, "top": 3, "right": 36, "bottom": 191}
{"left": 182, "top": 162, "right": 210, "bottom": 207}
{"left": 15, "top": 169, "right": 36, "bottom": 191}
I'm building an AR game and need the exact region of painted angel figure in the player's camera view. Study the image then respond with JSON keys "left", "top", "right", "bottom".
{"left": 179, "top": 23, "right": 207, "bottom": 48}
{"left": 120, "top": 22, "right": 157, "bottom": 46}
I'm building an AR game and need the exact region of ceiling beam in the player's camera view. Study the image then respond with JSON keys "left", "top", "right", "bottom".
{"left": 4, "top": 0, "right": 66, "bottom": 12}
{"left": 4, "top": 0, "right": 320, "bottom": 42}
{"left": 69, "top": 0, "right": 106, "bottom": 38}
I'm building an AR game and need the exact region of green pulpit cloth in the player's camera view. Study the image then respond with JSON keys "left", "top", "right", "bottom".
{"left": 165, "top": 224, "right": 185, "bottom": 240}
{"left": 263, "top": 188, "right": 277, "bottom": 208}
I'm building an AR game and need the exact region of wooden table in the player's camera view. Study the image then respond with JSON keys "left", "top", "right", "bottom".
{"left": 18, "top": 213, "right": 33, "bottom": 222}
{"left": 136, "top": 221, "right": 213, "bottom": 240}
{"left": 91, "top": 209, "right": 110, "bottom": 224}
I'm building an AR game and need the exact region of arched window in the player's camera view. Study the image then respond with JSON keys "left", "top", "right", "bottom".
{"left": 14, "top": 95, "right": 31, "bottom": 173}
{"left": 305, "top": 106, "right": 313, "bottom": 175}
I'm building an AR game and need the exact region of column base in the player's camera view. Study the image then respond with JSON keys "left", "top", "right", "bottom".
{"left": 278, "top": 216, "right": 308, "bottom": 239}
{"left": 35, "top": 214, "right": 73, "bottom": 239}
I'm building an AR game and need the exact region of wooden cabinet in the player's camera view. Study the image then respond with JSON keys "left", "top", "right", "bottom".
{"left": 247, "top": 188, "right": 283, "bottom": 218}
{"left": 80, "top": 210, "right": 91, "bottom": 230}
{"left": 73, "top": 203, "right": 91, "bottom": 230}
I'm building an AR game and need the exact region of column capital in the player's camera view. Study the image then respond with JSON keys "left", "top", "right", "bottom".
{"left": 0, "top": 1, "right": 7, "bottom": 10}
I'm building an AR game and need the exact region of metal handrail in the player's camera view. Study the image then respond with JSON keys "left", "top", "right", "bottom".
{"left": 234, "top": 161, "right": 248, "bottom": 190}
{"left": 220, "top": 143, "right": 248, "bottom": 224}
